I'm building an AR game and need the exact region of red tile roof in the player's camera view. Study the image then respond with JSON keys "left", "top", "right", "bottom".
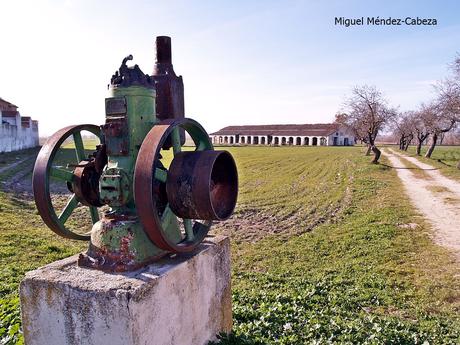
{"left": 0, "top": 97, "right": 18, "bottom": 110}
{"left": 210, "top": 123, "right": 339, "bottom": 137}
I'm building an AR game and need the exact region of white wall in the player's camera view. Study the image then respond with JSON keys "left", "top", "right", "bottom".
{"left": 210, "top": 127, "right": 355, "bottom": 147}
{"left": 0, "top": 114, "right": 39, "bottom": 152}
{"left": 327, "top": 126, "right": 355, "bottom": 146}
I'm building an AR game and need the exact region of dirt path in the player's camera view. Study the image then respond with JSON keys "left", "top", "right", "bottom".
{"left": 0, "top": 155, "right": 32, "bottom": 174}
{"left": 383, "top": 149, "right": 460, "bottom": 260}
{"left": 0, "top": 153, "right": 37, "bottom": 196}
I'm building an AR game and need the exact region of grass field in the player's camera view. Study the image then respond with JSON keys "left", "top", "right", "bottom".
{"left": 0, "top": 146, "right": 459, "bottom": 344}
{"left": 405, "top": 145, "right": 460, "bottom": 181}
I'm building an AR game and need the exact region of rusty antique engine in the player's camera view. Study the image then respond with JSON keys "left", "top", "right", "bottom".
{"left": 32, "top": 36, "right": 238, "bottom": 271}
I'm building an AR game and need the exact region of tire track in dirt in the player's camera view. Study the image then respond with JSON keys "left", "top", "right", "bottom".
{"left": 211, "top": 176, "right": 354, "bottom": 243}
{"left": 383, "top": 149, "right": 460, "bottom": 260}
{"left": 3, "top": 159, "right": 35, "bottom": 193}
{"left": 0, "top": 153, "right": 37, "bottom": 198}
{"left": 0, "top": 155, "right": 32, "bottom": 174}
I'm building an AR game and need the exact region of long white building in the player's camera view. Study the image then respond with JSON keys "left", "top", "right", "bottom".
{"left": 0, "top": 97, "right": 39, "bottom": 153}
{"left": 209, "top": 123, "right": 355, "bottom": 146}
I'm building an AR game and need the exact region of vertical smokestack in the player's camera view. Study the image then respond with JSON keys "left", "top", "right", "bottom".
{"left": 155, "top": 36, "right": 172, "bottom": 64}
{"left": 151, "top": 35, "right": 185, "bottom": 146}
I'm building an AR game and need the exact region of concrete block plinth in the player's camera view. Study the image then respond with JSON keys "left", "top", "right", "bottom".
{"left": 20, "top": 236, "right": 232, "bottom": 345}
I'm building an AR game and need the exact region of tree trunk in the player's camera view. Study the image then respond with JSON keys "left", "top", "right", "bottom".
{"left": 371, "top": 145, "right": 381, "bottom": 164}
{"left": 404, "top": 141, "right": 410, "bottom": 151}
{"left": 416, "top": 140, "right": 422, "bottom": 155}
{"left": 365, "top": 145, "right": 372, "bottom": 156}
{"left": 425, "top": 133, "right": 438, "bottom": 158}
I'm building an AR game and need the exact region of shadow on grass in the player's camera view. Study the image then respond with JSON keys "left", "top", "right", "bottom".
{"left": 208, "top": 333, "right": 264, "bottom": 345}
{"left": 380, "top": 163, "right": 437, "bottom": 171}
{"left": 435, "top": 159, "right": 456, "bottom": 167}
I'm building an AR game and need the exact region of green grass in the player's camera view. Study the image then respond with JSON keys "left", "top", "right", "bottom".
{"left": 205, "top": 146, "right": 356, "bottom": 241}
{"left": 0, "top": 146, "right": 459, "bottom": 344}
{"left": 0, "top": 193, "right": 86, "bottom": 344}
{"left": 406, "top": 145, "right": 460, "bottom": 181}
{"left": 212, "top": 146, "right": 460, "bottom": 344}
{"left": 0, "top": 147, "right": 91, "bottom": 344}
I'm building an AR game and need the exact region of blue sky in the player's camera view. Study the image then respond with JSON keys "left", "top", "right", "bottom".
{"left": 0, "top": 0, "right": 459, "bottom": 135}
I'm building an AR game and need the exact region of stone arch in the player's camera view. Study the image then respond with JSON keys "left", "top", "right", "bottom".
{"left": 241, "top": 136, "right": 246, "bottom": 144}
{"left": 295, "top": 137, "right": 301, "bottom": 145}
{"left": 247, "top": 136, "right": 252, "bottom": 145}
{"left": 288, "top": 137, "right": 294, "bottom": 145}
{"left": 230, "top": 136, "right": 234, "bottom": 144}
{"left": 253, "top": 136, "right": 259, "bottom": 145}
{"left": 312, "top": 137, "right": 318, "bottom": 146}
{"left": 261, "top": 137, "right": 266, "bottom": 145}
{"left": 281, "top": 137, "right": 287, "bottom": 145}
{"left": 320, "top": 137, "right": 327, "bottom": 146}
{"left": 274, "top": 137, "right": 279, "bottom": 145}
{"left": 304, "top": 137, "right": 309, "bottom": 145}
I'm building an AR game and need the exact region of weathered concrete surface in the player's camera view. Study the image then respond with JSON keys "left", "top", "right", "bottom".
{"left": 20, "top": 236, "right": 232, "bottom": 345}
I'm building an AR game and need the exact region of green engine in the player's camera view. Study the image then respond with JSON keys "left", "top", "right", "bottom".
{"left": 32, "top": 36, "right": 238, "bottom": 271}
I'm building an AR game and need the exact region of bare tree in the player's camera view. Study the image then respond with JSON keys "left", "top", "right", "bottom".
{"left": 452, "top": 55, "right": 460, "bottom": 169}
{"left": 423, "top": 104, "right": 457, "bottom": 158}
{"left": 392, "top": 112, "right": 415, "bottom": 151}
{"left": 422, "top": 55, "right": 459, "bottom": 160}
{"left": 412, "top": 103, "right": 434, "bottom": 155}
{"left": 424, "top": 76, "right": 459, "bottom": 158}
{"left": 336, "top": 85, "right": 397, "bottom": 163}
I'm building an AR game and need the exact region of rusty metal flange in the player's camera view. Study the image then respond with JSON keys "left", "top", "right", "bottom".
{"left": 166, "top": 150, "right": 238, "bottom": 220}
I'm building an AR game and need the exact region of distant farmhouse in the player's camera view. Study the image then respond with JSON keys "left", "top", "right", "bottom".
{"left": 209, "top": 123, "right": 355, "bottom": 146}
{"left": 0, "top": 97, "right": 39, "bottom": 153}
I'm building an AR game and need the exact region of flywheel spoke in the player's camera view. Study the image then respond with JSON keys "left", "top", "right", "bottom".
{"left": 196, "top": 141, "right": 208, "bottom": 151}
{"left": 58, "top": 194, "right": 79, "bottom": 224}
{"left": 50, "top": 167, "right": 74, "bottom": 182}
{"left": 73, "top": 131, "right": 85, "bottom": 162}
{"left": 161, "top": 204, "right": 173, "bottom": 225}
{"left": 89, "top": 207, "right": 99, "bottom": 224}
{"left": 171, "top": 127, "right": 181, "bottom": 155}
{"left": 160, "top": 203, "right": 184, "bottom": 243}
{"left": 183, "top": 219, "right": 194, "bottom": 241}
{"left": 154, "top": 168, "right": 168, "bottom": 183}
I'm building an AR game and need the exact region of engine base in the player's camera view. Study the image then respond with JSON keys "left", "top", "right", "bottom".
{"left": 78, "top": 211, "right": 166, "bottom": 272}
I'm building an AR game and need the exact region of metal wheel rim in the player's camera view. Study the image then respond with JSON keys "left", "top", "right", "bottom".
{"left": 32, "top": 124, "right": 102, "bottom": 240}
{"left": 134, "top": 118, "right": 213, "bottom": 253}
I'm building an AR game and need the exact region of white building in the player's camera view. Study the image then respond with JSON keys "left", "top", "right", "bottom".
{"left": 0, "top": 97, "right": 39, "bottom": 153}
{"left": 209, "top": 123, "right": 355, "bottom": 146}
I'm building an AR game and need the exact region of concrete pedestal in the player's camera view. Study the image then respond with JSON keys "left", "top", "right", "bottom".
{"left": 20, "top": 236, "right": 232, "bottom": 345}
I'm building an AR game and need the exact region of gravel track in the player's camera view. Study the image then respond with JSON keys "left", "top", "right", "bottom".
{"left": 384, "top": 149, "right": 460, "bottom": 260}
